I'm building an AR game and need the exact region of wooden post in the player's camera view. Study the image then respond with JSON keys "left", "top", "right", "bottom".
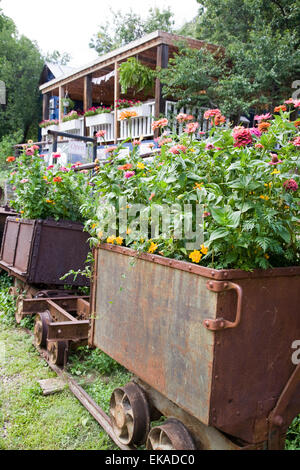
{"left": 42, "top": 93, "right": 50, "bottom": 121}
{"left": 58, "top": 86, "right": 64, "bottom": 124}
{"left": 114, "top": 62, "right": 120, "bottom": 144}
{"left": 84, "top": 74, "right": 93, "bottom": 112}
{"left": 154, "top": 44, "right": 169, "bottom": 137}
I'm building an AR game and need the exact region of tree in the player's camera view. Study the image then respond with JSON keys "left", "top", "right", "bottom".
{"left": 0, "top": 6, "right": 44, "bottom": 143}
{"left": 45, "top": 50, "right": 72, "bottom": 66}
{"left": 90, "top": 7, "right": 175, "bottom": 55}
{"left": 163, "top": 0, "right": 300, "bottom": 118}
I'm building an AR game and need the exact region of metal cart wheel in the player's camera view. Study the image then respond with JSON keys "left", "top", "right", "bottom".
{"left": 146, "top": 418, "right": 196, "bottom": 450}
{"left": 110, "top": 382, "right": 150, "bottom": 446}
{"left": 34, "top": 311, "right": 52, "bottom": 348}
{"left": 15, "top": 293, "right": 33, "bottom": 324}
{"left": 47, "top": 340, "right": 69, "bottom": 366}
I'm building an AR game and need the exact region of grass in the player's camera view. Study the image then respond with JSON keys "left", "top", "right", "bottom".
{"left": 0, "top": 271, "right": 299, "bottom": 450}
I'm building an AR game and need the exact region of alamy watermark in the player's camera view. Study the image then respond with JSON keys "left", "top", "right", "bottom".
{"left": 0, "top": 80, "right": 6, "bottom": 105}
{"left": 96, "top": 197, "right": 204, "bottom": 250}
{"left": 291, "top": 340, "right": 300, "bottom": 365}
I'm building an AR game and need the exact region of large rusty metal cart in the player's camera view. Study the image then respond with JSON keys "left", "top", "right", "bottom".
{"left": 89, "top": 244, "right": 300, "bottom": 450}
{"left": 0, "top": 216, "right": 91, "bottom": 364}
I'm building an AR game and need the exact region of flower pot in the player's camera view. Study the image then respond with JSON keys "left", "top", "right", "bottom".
{"left": 41, "top": 124, "right": 59, "bottom": 136}
{"left": 0, "top": 217, "right": 90, "bottom": 286}
{"left": 117, "top": 104, "right": 150, "bottom": 120}
{"left": 90, "top": 243, "right": 300, "bottom": 445}
{"left": 85, "top": 113, "right": 114, "bottom": 127}
{"left": 60, "top": 119, "right": 82, "bottom": 133}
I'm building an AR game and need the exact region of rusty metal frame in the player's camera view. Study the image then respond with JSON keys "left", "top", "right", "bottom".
{"left": 204, "top": 280, "right": 243, "bottom": 331}
{"left": 268, "top": 362, "right": 300, "bottom": 450}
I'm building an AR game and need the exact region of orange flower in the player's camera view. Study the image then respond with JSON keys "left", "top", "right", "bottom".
{"left": 118, "top": 163, "right": 132, "bottom": 171}
{"left": 294, "top": 119, "right": 300, "bottom": 127}
{"left": 214, "top": 115, "right": 226, "bottom": 126}
{"left": 6, "top": 156, "right": 16, "bottom": 162}
{"left": 274, "top": 105, "right": 287, "bottom": 113}
{"left": 53, "top": 176, "right": 62, "bottom": 183}
{"left": 119, "top": 110, "right": 138, "bottom": 120}
{"left": 258, "top": 122, "right": 271, "bottom": 133}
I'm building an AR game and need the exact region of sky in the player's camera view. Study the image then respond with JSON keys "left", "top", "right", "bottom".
{"left": 0, "top": 0, "right": 199, "bottom": 67}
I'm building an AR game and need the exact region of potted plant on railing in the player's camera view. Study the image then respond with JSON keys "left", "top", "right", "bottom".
{"left": 116, "top": 98, "right": 150, "bottom": 119}
{"left": 61, "top": 110, "right": 83, "bottom": 132}
{"left": 84, "top": 106, "right": 114, "bottom": 127}
{"left": 84, "top": 101, "right": 300, "bottom": 447}
{"left": 1, "top": 145, "right": 91, "bottom": 287}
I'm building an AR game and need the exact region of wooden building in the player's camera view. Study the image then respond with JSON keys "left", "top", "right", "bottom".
{"left": 39, "top": 31, "right": 217, "bottom": 144}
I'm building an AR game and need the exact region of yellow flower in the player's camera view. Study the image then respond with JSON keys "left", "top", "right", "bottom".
{"left": 43, "top": 176, "right": 48, "bottom": 180}
{"left": 194, "top": 182, "right": 203, "bottom": 190}
{"left": 115, "top": 236, "right": 124, "bottom": 246}
{"left": 92, "top": 223, "right": 97, "bottom": 229}
{"left": 190, "top": 148, "right": 195, "bottom": 152}
{"left": 46, "top": 199, "right": 55, "bottom": 204}
{"left": 107, "top": 236, "right": 116, "bottom": 244}
{"left": 119, "top": 110, "right": 138, "bottom": 120}
{"left": 126, "top": 228, "right": 132, "bottom": 235}
{"left": 200, "top": 244, "right": 208, "bottom": 255}
{"left": 137, "top": 162, "right": 145, "bottom": 170}
{"left": 189, "top": 250, "right": 202, "bottom": 263}
{"left": 264, "top": 253, "right": 270, "bottom": 259}
{"left": 148, "top": 242, "right": 158, "bottom": 254}
{"left": 27, "top": 140, "right": 33, "bottom": 144}
{"left": 97, "top": 230, "right": 103, "bottom": 239}
{"left": 259, "top": 195, "right": 269, "bottom": 201}
{"left": 20, "top": 211, "right": 24, "bottom": 214}
{"left": 271, "top": 169, "right": 280, "bottom": 175}
{"left": 264, "top": 182, "right": 272, "bottom": 187}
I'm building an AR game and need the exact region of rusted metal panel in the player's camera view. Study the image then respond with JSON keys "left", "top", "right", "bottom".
{"left": 14, "top": 220, "right": 35, "bottom": 274}
{"left": 0, "top": 217, "right": 20, "bottom": 266}
{"left": 92, "top": 247, "right": 217, "bottom": 426}
{"left": 47, "top": 320, "right": 89, "bottom": 341}
{"left": 209, "top": 274, "right": 300, "bottom": 444}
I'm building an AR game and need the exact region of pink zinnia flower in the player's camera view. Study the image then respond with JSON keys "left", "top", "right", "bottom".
{"left": 169, "top": 144, "right": 187, "bottom": 154}
{"left": 254, "top": 113, "right": 272, "bottom": 122}
{"left": 158, "top": 137, "right": 173, "bottom": 147}
{"left": 52, "top": 153, "right": 61, "bottom": 159}
{"left": 25, "top": 148, "right": 34, "bottom": 156}
{"left": 204, "top": 109, "right": 221, "bottom": 120}
{"left": 293, "top": 100, "right": 300, "bottom": 108}
{"left": 199, "top": 131, "right": 206, "bottom": 135}
{"left": 203, "top": 211, "right": 211, "bottom": 218}
{"left": 255, "top": 143, "right": 264, "bottom": 149}
{"left": 152, "top": 118, "right": 168, "bottom": 130}
{"left": 132, "top": 140, "right": 141, "bottom": 146}
{"left": 105, "top": 146, "right": 117, "bottom": 154}
{"left": 250, "top": 127, "right": 262, "bottom": 137}
{"left": 283, "top": 179, "right": 298, "bottom": 191}
{"left": 124, "top": 171, "right": 135, "bottom": 179}
{"left": 232, "top": 126, "right": 253, "bottom": 147}
{"left": 149, "top": 192, "right": 155, "bottom": 201}
{"left": 268, "top": 153, "right": 283, "bottom": 165}
{"left": 292, "top": 136, "right": 300, "bottom": 147}
{"left": 176, "top": 113, "right": 194, "bottom": 123}
{"left": 20, "top": 178, "right": 29, "bottom": 183}
{"left": 47, "top": 165, "right": 54, "bottom": 170}
{"left": 184, "top": 122, "right": 199, "bottom": 134}
{"left": 285, "top": 98, "right": 294, "bottom": 104}
{"left": 205, "top": 143, "right": 215, "bottom": 150}
{"left": 96, "top": 130, "right": 106, "bottom": 138}
{"left": 32, "top": 145, "right": 40, "bottom": 151}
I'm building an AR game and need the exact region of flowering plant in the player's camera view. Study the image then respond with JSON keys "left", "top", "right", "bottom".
{"left": 84, "top": 106, "right": 113, "bottom": 117}
{"left": 39, "top": 119, "right": 59, "bottom": 128}
{"left": 115, "top": 99, "right": 142, "bottom": 110}
{"left": 62, "top": 110, "right": 82, "bottom": 122}
{"left": 8, "top": 146, "right": 90, "bottom": 222}
{"left": 84, "top": 105, "right": 300, "bottom": 271}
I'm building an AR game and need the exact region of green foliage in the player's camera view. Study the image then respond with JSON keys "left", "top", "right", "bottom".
{"left": 164, "top": 0, "right": 300, "bottom": 118}
{"left": 0, "top": 130, "right": 22, "bottom": 172}
{"left": 85, "top": 108, "right": 300, "bottom": 271}
{"left": 0, "top": 272, "right": 15, "bottom": 327}
{"left": 68, "top": 346, "right": 125, "bottom": 377}
{"left": 89, "top": 7, "right": 175, "bottom": 55}
{"left": 45, "top": 50, "right": 71, "bottom": 66}
{"left": 8, "top": 146, "right": 91, "bottom": 221}
{"left": 119, "top": 58, "right": 155, "bottom": 95}
{"left": 0, "top": 10, "right": 44, "bottom": 142}
{"left": 286, "top": 416, "right": 300, "bottom": 450}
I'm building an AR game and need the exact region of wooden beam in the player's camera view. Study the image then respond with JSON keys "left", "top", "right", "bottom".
{"left": 155, "top": 44, "right": 169, "bottom": 132}
{"left": 114, "top": 62, "right": 120, "bottom": 144}
{"left": 58, "top": 86, "right": 64, "bottom": 123}
{"left": 42, "top": 93, "right": 50, "bottom": 121}
{"left": 84, "top": 74, "right": 93, "bottom": 112}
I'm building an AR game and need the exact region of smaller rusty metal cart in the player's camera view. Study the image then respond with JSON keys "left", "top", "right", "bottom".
{"left": 89, "top": 244, "right": 300, "bottom": 450}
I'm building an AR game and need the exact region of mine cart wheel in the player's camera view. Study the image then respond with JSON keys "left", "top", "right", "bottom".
{"left": 110, "top": 382, "right": 150, "bottom": 446}
{"left": 47, "top": 340, "right": 69, "bottom": 366}
{"left": 34, "top": 311, "right": 52, "bottom": 348}
{"left": 146, "top": 418, "right": 196, "bottom": 450}
{"left": 15, "top": 293, "right": 32, "bottom": 324}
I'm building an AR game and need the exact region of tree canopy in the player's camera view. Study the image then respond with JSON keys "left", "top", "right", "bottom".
{"left": 164, "top": 0, "right": 300, "bottom": 118}
{"left": 0, "top": 6, "right": 44, "bottom": 144}
{"left": 89, "top": 7, "right": 175, "bottom": 55}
